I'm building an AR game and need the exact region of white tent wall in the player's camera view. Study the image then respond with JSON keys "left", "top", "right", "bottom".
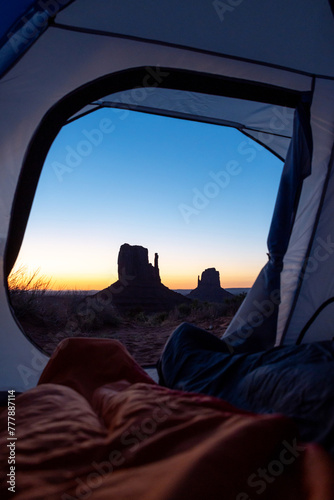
{"left": 92, "top": 89, "right": 296, "bottom": 161}
{"left": 0, "top": 1, "right": 333, "bottom": 391}
{"left": 0, "top": 283, "right": 48, "bottom": 393}
{"left": 277, "top": 78, "right": 334, "bottom": 344}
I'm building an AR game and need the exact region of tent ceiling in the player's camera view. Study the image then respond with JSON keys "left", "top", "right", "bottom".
{"left": 56, "top": 0, "right": 334, "bottom": 77}
{"left": 69, "top": 88, "right": 295, "bottom": 160}
{"left": 1, "top": 1, "right": 334, "bottom": 79}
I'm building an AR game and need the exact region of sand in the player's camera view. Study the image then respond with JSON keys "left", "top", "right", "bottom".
{"left": 21, "top": 315, "right": 233, "bottom": 366}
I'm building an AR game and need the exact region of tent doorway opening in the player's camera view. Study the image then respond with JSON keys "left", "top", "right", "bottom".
{"left": 7, "top": 105, "right": 283, "bottom": 365}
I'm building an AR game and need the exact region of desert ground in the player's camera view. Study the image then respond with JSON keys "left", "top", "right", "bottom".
{"left": 8, "top": 262, "right": 244, "bottom": 367}
{"left": 13, "top": 293, "right": 235, "bottom": 366}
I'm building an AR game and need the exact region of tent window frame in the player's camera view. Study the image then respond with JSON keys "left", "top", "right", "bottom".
{"left": 5, "top": 66, "right": 309, "bottom": 278}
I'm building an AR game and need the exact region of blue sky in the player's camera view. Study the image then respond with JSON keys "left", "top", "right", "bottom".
{"left": 14, "top": 108, "right": 283, "bottom": 290}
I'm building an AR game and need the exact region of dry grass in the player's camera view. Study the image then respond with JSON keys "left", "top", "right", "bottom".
{"left": 8, "top": 265, "right": 53, "bottom": 320}
{"left": 7, "top": 266, "right": 244, "bottom": 364}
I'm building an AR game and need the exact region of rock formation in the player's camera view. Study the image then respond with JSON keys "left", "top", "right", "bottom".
{"left": 118, "top": 244, "right": 160, "bottom": 284}
{"left": 93, "top": 244, "right": 190, "bottom": 314}
{"left": 187, "top": 268, "right": 233, "bottom": 303}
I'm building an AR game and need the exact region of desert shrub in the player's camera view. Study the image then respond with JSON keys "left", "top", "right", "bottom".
{"left": 166, "top": 302, "right": 196, "bottom": 322}
{"left": 167, "top": 297, "right": 243, "bottom": 324}
{"left": 190, "top": 299, "right": 201, "bottom": 310}
{"left": 126, "top": 306, "right": 145, "bottom": 319}
{"left": 148, "top": 311, "right": 168, "bottom": 326}
{"left": 66, "top": 290, "right": 87, "bottom": 312}
{"left": 64, "top": 293, "right": 117, "bottom": 331}
{"left": 165, "top": 306, "right": 178, "bottom": 322}
{"left": 68, "top": 295, "right": 122, "bottom": 333}
{"left": 103, "top": 313, "right": 122, "bottom": 328}
{"left": 189, "top": 301, "right": 222, "bottom": 321}
{"left": 7, "top": 265, "right": 52, "bottom": 320}
{"left": 223, "top": 292, "right": 247, "bottom": 316}
{"left": 134, "top": 311, "right": 148, "bottom": 323}
{"left": 70, "top": 312, "right": 120, "bottom": 333}
{"left": 177, "top": 302, "right": 192, "bottom": 317}
{"left": 76, "top": 312, "right": 105, "bottom": 332}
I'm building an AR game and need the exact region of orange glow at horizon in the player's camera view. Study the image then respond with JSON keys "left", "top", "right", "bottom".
{"left": 11, "top": 269, "right": 256, "bottom": 292}
{"left": 163, "top": 275, "right": 255, "bottom": 290}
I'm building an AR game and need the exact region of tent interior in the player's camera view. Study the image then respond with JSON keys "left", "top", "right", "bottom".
{"left": 1, "top": 1, "right": 334, "bottom": 498}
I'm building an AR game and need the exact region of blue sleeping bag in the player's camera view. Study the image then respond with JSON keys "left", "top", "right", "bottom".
{"left": 158, "top": 322, "right": 334, "bottom": 456}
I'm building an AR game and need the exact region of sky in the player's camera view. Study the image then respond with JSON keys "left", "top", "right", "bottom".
{"left": 13, "top": 108, "right": 283, "bottom": 291}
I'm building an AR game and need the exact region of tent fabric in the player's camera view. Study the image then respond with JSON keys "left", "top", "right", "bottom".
{"left": 0, "top": 0, "right": 73, "bottom": 77}
{"left": 88, "top": 88, "right": 299, "bottom": 160}
{"left": 0, "top": 1, "right": 334, "bottom": 390}
{"left": 55, "top": 0, "right": 334, "bottom": 77}
{"left": 223, "top": 101, "right": 313, "bottom": 349}
{"left": 0, "top": 1, "right": 36, "bottom": 40}
{"left": 1, "top": 337, "right": 333, "bottom": 500}
{"left": 277, "top": 78, "right": 334, "bottom": 344}
{"left": 159, "top": 323, "right": 334, "bottom": 456}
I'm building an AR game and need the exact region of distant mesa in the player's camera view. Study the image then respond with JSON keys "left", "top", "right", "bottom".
{"left": 186, "top": 267, "right": 233, "bottom": 303}
{"left": 95, "top": 243, "right": 190, "bottom": 314}
{"left": 84, "top": 246, "right": 231, "bottom": 320}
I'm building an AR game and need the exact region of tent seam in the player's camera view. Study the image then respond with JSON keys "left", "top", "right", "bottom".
{"left": 50, "top": 22, "right": 334, "bottom": 82}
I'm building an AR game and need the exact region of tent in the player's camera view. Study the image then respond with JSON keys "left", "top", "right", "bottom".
{"left": 1, "top": 1, "right": 334, "bottom": 393}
